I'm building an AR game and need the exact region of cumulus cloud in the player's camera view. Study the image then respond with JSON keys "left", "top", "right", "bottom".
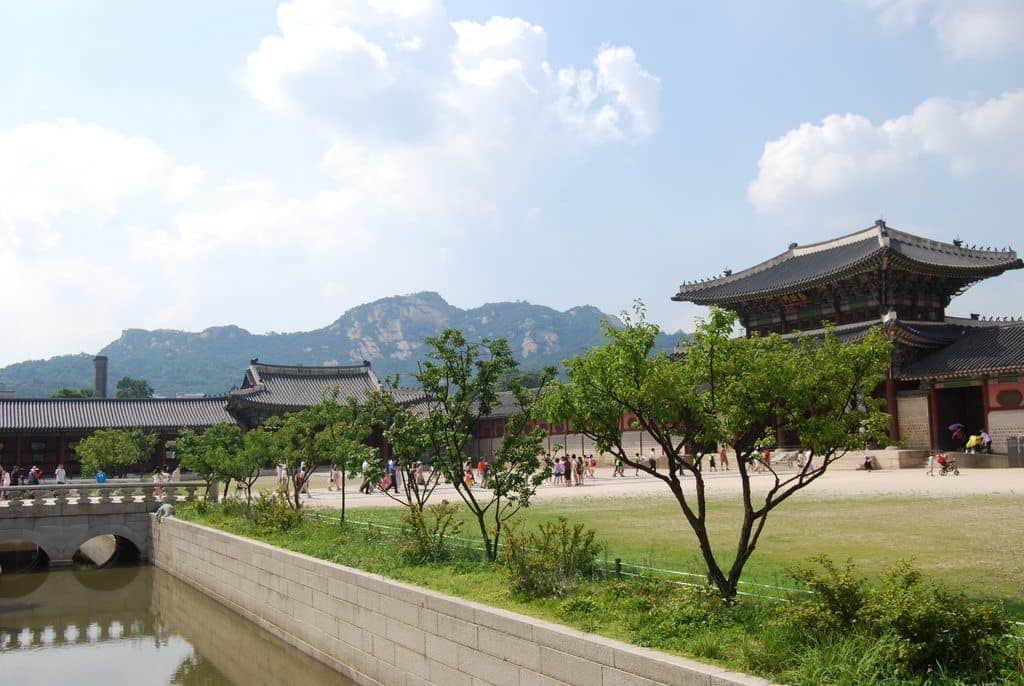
{"left": 748, "top": 89, "right": 1024, "bottom": 214}
{"left": 244, "top": 0, "right": 659, "bottom": 143}
{"left": 854, "top": 0, "right": 1024, "bottom": 59}
{"left": 0, "top": 1, "right": 659, "bottom": 364}
{"left": 0, "top": 119, "right": 195, "bottom": 244}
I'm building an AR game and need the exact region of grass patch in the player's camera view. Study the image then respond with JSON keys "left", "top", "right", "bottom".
{"left": 179, "top": 501, "right": 1024, "bottom": 686}
{"left": 342, "top": 493, "right": 1024, "bottom": 616}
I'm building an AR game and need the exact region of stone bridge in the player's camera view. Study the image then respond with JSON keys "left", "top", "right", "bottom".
{"left": 0, "top": 482, "right": 202, "bottom": 567}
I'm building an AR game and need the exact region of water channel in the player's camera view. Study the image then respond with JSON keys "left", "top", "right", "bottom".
{"left": 0, "top": 566, "right": 355, "bottom": 685}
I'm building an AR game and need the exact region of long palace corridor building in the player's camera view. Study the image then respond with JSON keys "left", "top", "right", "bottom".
{"left": 672, "top": 220, "right": 1024, "bottom": 454}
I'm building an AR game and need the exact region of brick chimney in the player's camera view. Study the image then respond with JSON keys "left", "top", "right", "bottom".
{"left": 94, "top": 355, "right": 108, "bottom": 398}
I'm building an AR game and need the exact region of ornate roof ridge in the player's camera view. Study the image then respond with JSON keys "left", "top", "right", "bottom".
{"left": 674, "top": 221, "right": 886, "bottom": 297}
{"left": 673, "top": 219, "right": 1022, "bottom": 303}
{"left": 250, "top": 360, "right": 373, "bottom": 376}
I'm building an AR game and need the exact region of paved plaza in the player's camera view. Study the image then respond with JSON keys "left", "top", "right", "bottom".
{"left": 290, "top": 466, "right": 1024, "bottom": 510}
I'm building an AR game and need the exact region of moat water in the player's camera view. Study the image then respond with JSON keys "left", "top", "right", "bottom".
{"left": 0, "top": 566, "right": 354, "bottom": 685}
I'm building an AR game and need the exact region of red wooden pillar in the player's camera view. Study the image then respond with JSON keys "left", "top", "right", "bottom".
{"left": 885, "top": 375, "right": 900, "bottom": 443}
{"left": 981, "top": 377, "right": 991, "bottom": 430}
{"left": 927, "top": 387, "right": 940, "bottom": 450}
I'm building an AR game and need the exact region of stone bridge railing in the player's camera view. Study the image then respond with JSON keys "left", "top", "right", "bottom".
{"left": 0, "top": 482, "right": 204, "bottom": 516}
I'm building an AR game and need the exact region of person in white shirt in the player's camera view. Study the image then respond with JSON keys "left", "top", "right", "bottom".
{"left": 54, "top": 463, "right": 67, "bottom": 485}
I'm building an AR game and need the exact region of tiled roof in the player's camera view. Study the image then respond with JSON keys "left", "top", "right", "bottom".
{"left": 778, "top": 313, "right": 970, "bottom": 348}
{"left": 228, "top": 361, "right": 382, "bottom": 409}
{"left": 0, "top": 397, "right": 235, "bottom": 431}
{"left": 897, "top": 323, "right": 1024, "bottom": 380}
{"left": 673, "top": 222, "right": 1022, "bottom": 305}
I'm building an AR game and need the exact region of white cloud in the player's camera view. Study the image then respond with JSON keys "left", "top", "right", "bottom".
{"left": 0, "top": 119, "right": 192, "bottom": 243}
{"left": 748, "top": 89, "right": 1024, "bottom": 214}
{"left": 0, "top": 1, "right": 659, "bottom": 366}
{"left": 855, "top": 0, "right": 1024, "bottom": 59}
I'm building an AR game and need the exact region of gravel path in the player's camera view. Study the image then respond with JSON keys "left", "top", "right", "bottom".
{"left": 299, "top": 466, "right": 1024, "bottom": 510}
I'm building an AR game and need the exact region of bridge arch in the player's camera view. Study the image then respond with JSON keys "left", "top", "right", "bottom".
{"left": 67, "top": 525, "right": 147, "bottom": 564}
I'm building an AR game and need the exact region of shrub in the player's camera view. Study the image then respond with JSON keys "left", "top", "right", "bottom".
{"left": 859, "top": 560, "right": 1013, "bottom": 678}
{"left": 781, "top": 555, "right": 866, "bottom": 633}
{"left": 219, "top": 497, "right": 248, "bottom": 518}
{"left": 779, "top": 557, "right": 1018, "bottom": 682}
{"left": 248, "top": 491, "right": 303, "bottom": 531}
{"left": 501, "top": 517, "right": 602, "bottom": 598}
{"left": 400, "top": 501, "right": 463, "bottom": 563}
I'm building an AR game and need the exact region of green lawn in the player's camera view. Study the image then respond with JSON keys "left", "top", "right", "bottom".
{"left": 342, "top": 492, "right": 1024, "bottom": 616}
{"left": 180, "top": 496, "right": 1024, "bottom": 685}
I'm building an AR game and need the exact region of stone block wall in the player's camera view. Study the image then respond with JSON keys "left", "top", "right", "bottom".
{"left": 987, "top": 409, "right": 1024, "bottom": 454}
{"left": 151, "top": 517, "right": 771, "bottom": 686}
{"left": 897, "top": 394, "right": 930, "bottom": 449}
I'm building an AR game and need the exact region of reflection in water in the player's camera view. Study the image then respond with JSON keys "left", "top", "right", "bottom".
{"left": 0, "top": 567, "right": 354, "bottom": 686}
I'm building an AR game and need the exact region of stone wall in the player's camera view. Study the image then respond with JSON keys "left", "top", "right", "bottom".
{"left": 987, "top": 409, "right": 1024, "bottom": 454}
{"left": 151, "top": 516, "right": 770, "bottom": 686}
{"left": 897, "top": 393, "right": 930, "bottom": 449}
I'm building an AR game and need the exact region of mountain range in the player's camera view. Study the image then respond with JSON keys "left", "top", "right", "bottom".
{"left": 0, "top": 292, "right": 684, "bottom": 398}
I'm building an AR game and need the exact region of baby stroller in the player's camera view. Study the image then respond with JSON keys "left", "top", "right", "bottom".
{"left": 938, "top": 454, "right": 959, "bottom": 476}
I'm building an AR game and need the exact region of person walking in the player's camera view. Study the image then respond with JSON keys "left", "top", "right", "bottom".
{"left": 719, "top": 446, "right": 729, "bottom": 471}
{"left": 476, "top": 457, "right": 487, "bottom": 487}
{"left": 708, "top": 451, "right": 717, "bottom": 472}
{"left": 927, "top": 451, "right": 936, "bottom": 476}
{"left": 327, "top": 464, "right": 341, "bottom": 492}
{"left": 648, "top": 448, "right": 658, "bottom": 473}
{"left": 386, "top": 457, "right": 399, "bottom": 493}
{"left": 553, "top": 456, "right": 564, "bottom": 486}
{"left": 95, "top": 468, "right": 107, "bottom": 484}
{"left": 0, "top": 465, "right": 9, "bottom": 497}
{"left": 633, "top": 452, "right": 641, "bottom": 477}
{"left": 26, "top": 466, "right": 40, "bottom": 485}
{"left": 587, "top": 454, "right": 597, "bottom": 479}
{"left": 54, "top": 463, "right": 67, "bottom": 485}
{"left": 981, "top": 429, "right": 993, "bottom": 454}
{"left": 359, "top": 458, "right": 373, "bottom": 494}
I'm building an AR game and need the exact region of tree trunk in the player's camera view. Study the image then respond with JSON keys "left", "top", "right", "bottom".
{"left": 340, "top": 470, "right": 347, "bottom": 522}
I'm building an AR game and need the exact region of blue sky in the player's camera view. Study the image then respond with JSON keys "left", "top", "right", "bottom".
{"left": 1, "top": 0, "right": 1022, "bottom": 366}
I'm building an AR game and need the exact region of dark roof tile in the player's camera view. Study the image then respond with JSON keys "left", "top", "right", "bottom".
{"left": 897, "top": 324, "right": 1024, "bottom": 380}
{"left": 0, "top": 397, "right": 235, "bottom": 431}
{"left": 673, "top": 223, "right": 1022, "bottom": 304}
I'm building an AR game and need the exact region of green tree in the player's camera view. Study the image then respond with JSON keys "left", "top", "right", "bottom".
{"left": 360, "top": 387, "right": 436, "bottom": 515}
{"left": 226, "top": 425, "right": 273, "bottom": 504}
{"left": 115, "top": 376, "right": 154, "bottom": 398}
{"left": 539, "top": 304, "right": 891, "bottom": 599}
{"left": 169, "top": 423, "right": 244, "bottom": 497}
{"left": 310, "top": 388, "right": 376, "bottom": 520}
{"left": 75, "top": 429, "right": 141, "bottom": 477}
{"left": 52, "top": 387, "right": 96, "bottom": 398}
{"left": 272, "top": 408, "right": 322, "bottom": 510}
{"left": 415, "top": 329, "right": 553, "bottom": 561}
{"left": 131, "top": 429, "right": 159, "bottom": 470}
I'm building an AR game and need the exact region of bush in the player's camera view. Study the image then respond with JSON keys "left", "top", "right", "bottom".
{"left": 219, "top": 497, "right": 248, "bottom": 518}
{"left": 781, "top": 555, "right": 866, "bottom": 633}
{"left": 779, "top": 557, "right": 1018, "bottom": 682}
{"left": 248, "top": 491, "right": 303, "bottom": 531}
{"left": 859, "top": 560, "right": 1013, "bottom": 678}
{"left": 501, "top": 517, "right": 602, "bottom": 598}
{"left": 400, "top": 501, "right": 463, "bottom": 563}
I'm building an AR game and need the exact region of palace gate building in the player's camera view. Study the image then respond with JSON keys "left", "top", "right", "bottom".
{"left": 672, "top": 220, "right": 1024, "bottom": 454}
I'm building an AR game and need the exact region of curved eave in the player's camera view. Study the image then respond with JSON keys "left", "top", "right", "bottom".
{"left": 674, "top": 253, "right": 1022, "bottom": 306}
{"left": 896, "top": 363, "right": 1024, "bottom": 382}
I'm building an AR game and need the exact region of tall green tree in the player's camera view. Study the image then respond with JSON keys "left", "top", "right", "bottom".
{"left": 360, "top": 388, "right": 436, "bottom": 515}
{"left": 115, "top": 376, "right": 154, "bottom": 398}
{"left": 273, "top": 408, "right": 323, "bottom": 510}
{"left": 75, "top": 429, "right": 140, "bottom": 477}
{"left": 415, "top": 329, "right": 553, "bottom": 561}
{"left": 311, "top": 388, "right": 376, "bottom": 520}
{"left": 539, "top": 304, "right": 891, "bottom": 599}
{"left": 169, "top": 423, "right": 244, "bottom": 497}
{"left": 52, "top": 387, "right": 96, "bottom": 398}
